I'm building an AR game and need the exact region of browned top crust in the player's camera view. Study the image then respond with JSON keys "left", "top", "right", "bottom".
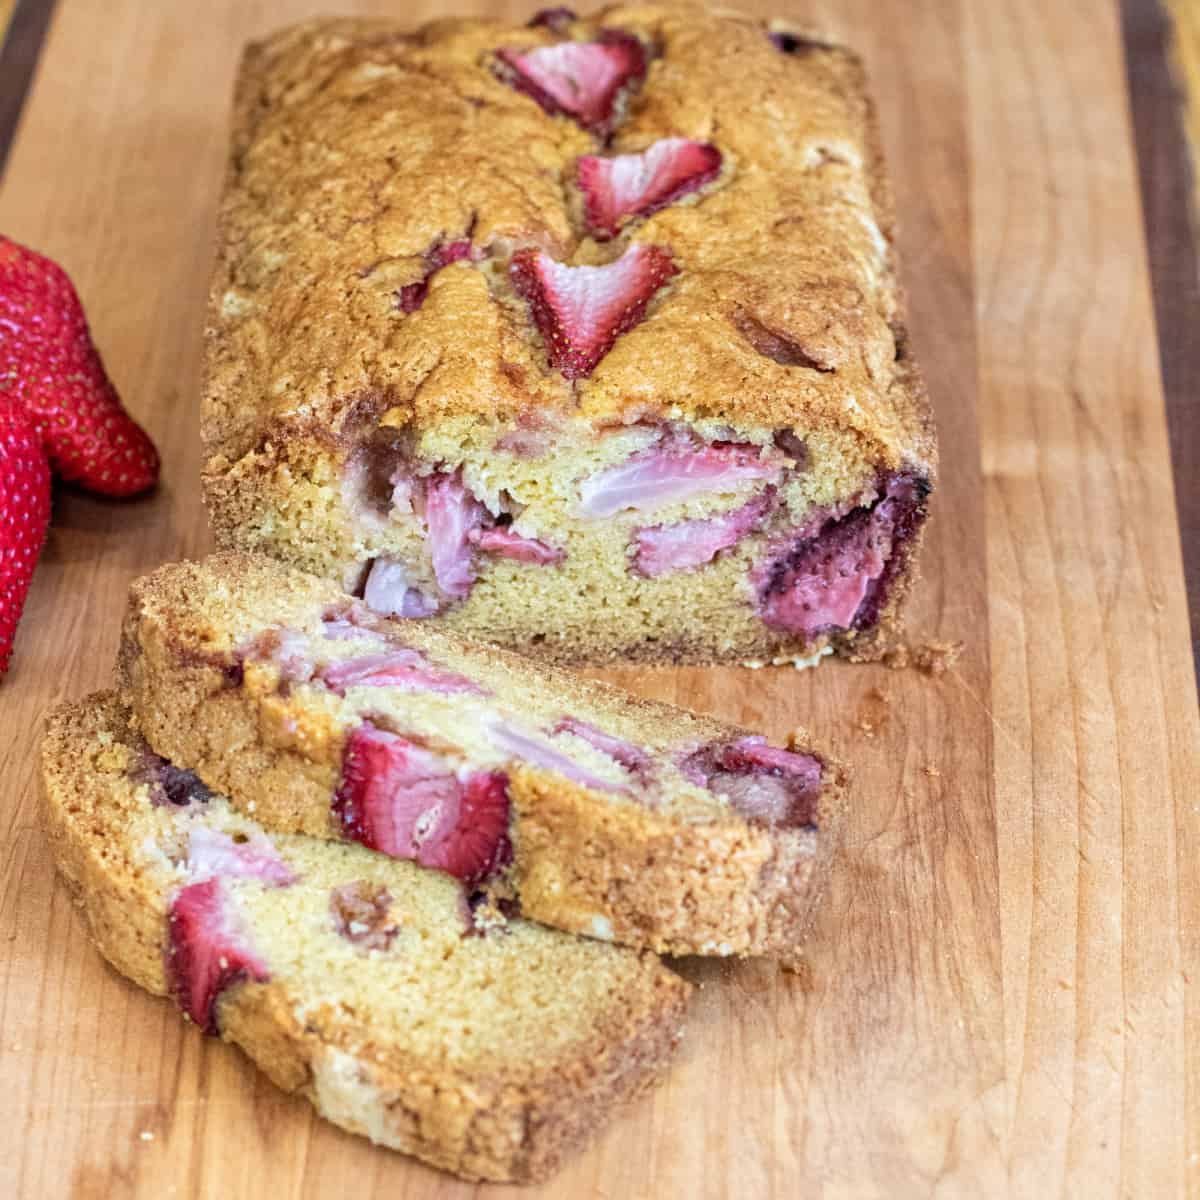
{"left": 202, "top": 2, "right": 934, "bottom": 478}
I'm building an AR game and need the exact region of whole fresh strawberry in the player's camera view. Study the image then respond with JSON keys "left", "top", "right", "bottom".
{"left": 0, "top": 396, "right": 51, "bottom": 674}
{"left": 0, "top": 236, "right": 159, "bottom": 497}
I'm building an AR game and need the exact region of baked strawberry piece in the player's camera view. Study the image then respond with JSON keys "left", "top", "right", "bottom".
{"left": 167, "top": 878, "right": 271, "bottom": 1032}
{"left": 201, "top": 9, "right": 936, "bottom": 668}
{"left": 577, "top": 139, "right": 723, "bottom": 237}
{"left": 496, "top": 32, "right": 646, "bottom": 135}
{"left": 42, "top": 694, "right": 689, "bottom": 1183}
{"left": 509, "top": 243, "right": 677, "bottom": 379}
{"left": 120, "top": 555, "right": 850, "bottom": 962}
{"left": 334, "top": 724, "right": 512, "bottom": 884}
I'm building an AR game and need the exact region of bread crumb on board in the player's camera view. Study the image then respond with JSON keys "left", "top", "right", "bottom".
{"left": 882, "top": 638, "right": 964, "bottom": 676}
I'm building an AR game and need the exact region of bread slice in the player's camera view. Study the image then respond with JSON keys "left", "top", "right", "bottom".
{"left": 117, "top": 553, "right": 848, "bottom": 962}
{"left": 201, "top": 6, "right": 936, "bottom": 667}
{"left": 41, "top": 693, "right": 689, "bottom": 1183}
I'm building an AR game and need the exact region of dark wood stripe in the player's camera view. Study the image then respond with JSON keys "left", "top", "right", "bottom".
{"left": 1122, "top": 0, "right": 1200, "bottom": 673}
{"left": 0, "top": 0, "right": 58, "bottom": 179}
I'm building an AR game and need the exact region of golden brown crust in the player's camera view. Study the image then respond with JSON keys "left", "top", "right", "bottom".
{"left": 199, "top": 4, "right": 936, "bottom": 665}
{"left": 511, "top": 758, "right": 848, "bottom": 960}
{"left": 117, "top": 553, "right": 849, "bottom": 960}
{"left": 202, "top": 4, "right": 932, "bottom": 461}
{"left": 40, "top": 694, "right": 690, "bottom": 1184}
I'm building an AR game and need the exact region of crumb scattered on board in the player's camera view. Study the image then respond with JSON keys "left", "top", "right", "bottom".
{"left": 882, "top": 638, "right": 964, "bottom": 676}
{"left": 854, "top": 687, "right": 890, "bottom": 737}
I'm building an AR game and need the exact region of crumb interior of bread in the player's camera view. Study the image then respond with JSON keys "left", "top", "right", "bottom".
{"left": 54, "top": 700, "right": 672, "bottom": 1076}
{"left": 226, "top": 414, "right": 905, "bottom": 663}
{"left": 239, "top": 835, "right": 655, "bottom": 1069}
{"left": 242, "top": 604, "right": 751, "bottom": 824}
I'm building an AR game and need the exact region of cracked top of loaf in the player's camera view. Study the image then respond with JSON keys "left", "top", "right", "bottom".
{"left": 202, "top": 1, "right": 934, "bottom": 480}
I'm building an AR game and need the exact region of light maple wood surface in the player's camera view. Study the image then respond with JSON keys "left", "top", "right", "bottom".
{"left": 0, "top": 1, "right": 1196, "bottom": 1196}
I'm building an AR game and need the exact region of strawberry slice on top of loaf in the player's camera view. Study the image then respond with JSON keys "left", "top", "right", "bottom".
{"left": 201, "top": 6, "right": 936, "bottom": 668}
{"left": 118, "top": 554, "right": 848, "bottom": 963}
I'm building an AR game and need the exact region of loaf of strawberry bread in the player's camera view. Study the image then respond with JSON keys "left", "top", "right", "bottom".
{"left": 201, "top": 3, "right": 935, "bottom": 666}
{"left": 118, "top": 555, "right": 848, "bottom": 962}
{"left": 41, "top": 694, "right": 689, "bottom": 1183}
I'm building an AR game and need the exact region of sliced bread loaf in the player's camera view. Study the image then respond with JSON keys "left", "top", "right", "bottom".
{"left": 41, "top": 693, "right": 689, "bottom": 1183}
{"left": 118, "top": 554, "right": 849, "bottom": 962}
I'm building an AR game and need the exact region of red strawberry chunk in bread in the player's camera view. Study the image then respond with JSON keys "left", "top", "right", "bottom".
{"left": 334, "top": 724, "right": 512, "bottom": 885}
{"left": 166, "top": 879, "right": 270, "bottom": 1034}
{"left": 578, "top": 138, "right": 723, "bottom": 238}
{"left": 510, "top": 244, "right": 677, "bottom": 380}
{"left": 425, "top": 471, "right": 487, "bottom": 598}
{"left": 633, "top": 488, "right": 775, "bottom": 577}
{"left": 497, "top": 33, "right": 645, "bottom": 134}
{"left": 186, "top": 826, "right": 296, "bottom": 886}
{"left": 578, "top": 432, "right": 780, "bottom": 517}
{"left": 396, "top": 239, "right": 475, "bottom": 313}
{"left": 755, "top": 473, "right": 925, "bottom": 637}
{"left": 471, "top": 526, "right": 565, "bottom": 565}
{"left": 680, "top": 736, "right": 823, "bottom": 828}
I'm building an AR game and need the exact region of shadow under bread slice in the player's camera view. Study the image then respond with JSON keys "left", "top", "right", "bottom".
{"left": 40, "top": 693, "right": 688, "bottom": 1185}
{"left": 118, "top": 554, "right": 849, "bottom": 963}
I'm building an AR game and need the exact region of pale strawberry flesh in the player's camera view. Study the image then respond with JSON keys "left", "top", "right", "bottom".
{"left": 510, "top": 243, "right": 677, "bottom": 379}
{"left": 633, "top": 488, "right": 775, "bottom": 577}
{"left": 472, "top": 526, "right": 565, "bottom": 565}
{"left": 320, "top": 600, "right": 388, "bottom": 642}
{"left": 186, "top": 826, "right": 296, "bottom": 886}
{"left": 497, "top": 34, "right": 646, "bottom": 134}
{"left": 578, "top": 433, "right": 780, "bottom": 517}
{"left": 486, "top": 720, "right": 625, "bottom": 792}
{"left": 319, "top": 648, "right": 483, "bottom": 697}
{"left": 578, "top": 138, "right": 722, "bottom": 237}
{"left": 334, "top": 724, "right": 512, "bottom": 885}
{"left": 362, "top": 558, "right": 440, "bottom": 619}
{"left": 243, "top": 626, "right": 317, "bottom": 684}
{"left": 553, "top": 716, "right": 652, "bottom": 776}
{"left": 681, "top": 736, "right": 822, "bottom": 828}
{"left": 755, "top": 473, "right": 926, "bottom": 637}
{"left": 425, "top": 472, "right": 487, "bottom": 598}
{"left": 166, "top": 879, "right": 269, "bottom": 1034}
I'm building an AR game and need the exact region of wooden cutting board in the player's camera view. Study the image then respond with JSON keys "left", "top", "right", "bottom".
{"left": 0, "top": 1, "right": 1196, "bottom": 1195}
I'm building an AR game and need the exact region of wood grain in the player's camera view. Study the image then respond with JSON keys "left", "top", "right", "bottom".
{"left": 1124, "top": 0, "right": 1200, "bottom": 671}
{"left": 970, "top": 0, "right": 1200, "bottom": 1194}
{"left": 0, "top": 0, "right": 58, "bottom": 176}
{"left": 0, "top": 1, "right": 1195, "bottom": 1196}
